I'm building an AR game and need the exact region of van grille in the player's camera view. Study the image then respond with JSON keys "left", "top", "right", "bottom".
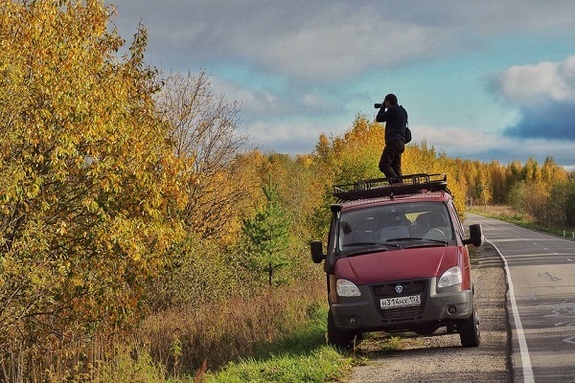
{"left": 371, "top": 280, "right": 428, "bottom": 322}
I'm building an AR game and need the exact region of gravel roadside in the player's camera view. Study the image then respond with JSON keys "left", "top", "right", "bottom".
{"left": 345, "top": 243, "right": 512, "bottom": 383}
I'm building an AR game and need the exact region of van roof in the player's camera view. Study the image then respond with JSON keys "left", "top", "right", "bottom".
{"left": 333, "top": 173, "right": 450, "bottom": 202}
{"left": 339, "top": 190, "right": 451, "bottom": 211}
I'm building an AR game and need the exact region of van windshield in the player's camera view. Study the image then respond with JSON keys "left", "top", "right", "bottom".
{"left": 336, "top": 202, "right": 453, "bottom": 255}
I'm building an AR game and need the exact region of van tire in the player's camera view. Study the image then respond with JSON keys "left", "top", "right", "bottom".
{"left": 327, "top": 309, "right": 356, "bottom": 349}
{"left": 459, "top": 302, "right": 481, "bottom": 347}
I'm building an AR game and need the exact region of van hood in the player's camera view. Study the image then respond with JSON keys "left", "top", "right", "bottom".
{"left": 334, "top": 246, "right": 459, "bottom": 285}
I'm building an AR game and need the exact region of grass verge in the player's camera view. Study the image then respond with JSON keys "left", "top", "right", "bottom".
{"left": 469, "top": 205, "right": 575, "bottom": 239}
{"left": 203, "top": 347, "right": 350, "bottom": 383}
{"left": 201, "top": 305, "right": 354, "bottom": 383}
{"left": 88, "top": 304, "right": 353, "bottom": 383}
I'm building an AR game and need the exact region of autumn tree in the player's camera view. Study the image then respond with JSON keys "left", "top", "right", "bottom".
{"left": 330, "top": 114, "right": 384, "bottom": 183}
{"left": 564, "top": 177, "right": 575, "bottom": 228}
{"left": 522, "top": 157, "right": 542, "bottom": 183}
{"left": 0, "top": 0, "right": 186, "bottom": 374}
{"left": 546, "top": 180, "right": 570, "bottom": 228}
{"left": 488, "top": 161, "right": 507, "bottom": 204}
{"left": 155, "top": 70, "right": 254, "bottom": 242}
{"left": 541, "top": 156, "right": 568, "bottom": 189}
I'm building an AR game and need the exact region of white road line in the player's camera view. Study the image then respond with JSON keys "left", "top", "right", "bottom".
{"left": 488, "top": 239, "right": 535, "bottom": 383}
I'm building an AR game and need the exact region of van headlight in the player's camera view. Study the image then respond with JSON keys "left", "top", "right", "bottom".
{"left": 438, "top": 266, "right": 462, "bottom": 288}
{"left": 337, "top": 279, "right": 361, "bottom": 297}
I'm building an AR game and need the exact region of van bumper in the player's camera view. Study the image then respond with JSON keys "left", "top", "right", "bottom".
{"left": 331, "top": 285, "right": 474, "bottom": 332}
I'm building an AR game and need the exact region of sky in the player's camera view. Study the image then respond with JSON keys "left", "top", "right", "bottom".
{"left": 106, "top": 1, "right": 575, "bottom": 169}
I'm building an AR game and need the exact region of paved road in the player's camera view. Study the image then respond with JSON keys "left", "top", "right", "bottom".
{"left": 467, "top": 214, "right": 575, "bottom": 383}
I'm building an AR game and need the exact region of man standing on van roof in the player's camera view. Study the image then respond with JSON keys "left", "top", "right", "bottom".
{"left": 376, "top": 93, "right": 408, "bottom": 182}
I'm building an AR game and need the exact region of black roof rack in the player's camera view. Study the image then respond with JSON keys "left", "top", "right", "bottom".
{"left": 333, "top": 173, "right": 449, "bottom": 201}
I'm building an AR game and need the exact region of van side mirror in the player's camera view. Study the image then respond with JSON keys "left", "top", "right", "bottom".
{"left": 310, "top": 240, "right": 325, "bottom": 263}
{"left": 463, "top": 224, "right": 484, "bottom": 247}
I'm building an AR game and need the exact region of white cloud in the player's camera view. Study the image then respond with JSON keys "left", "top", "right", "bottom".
{"left": 210, "top": 76, "right": 293, "bottom": 117}
{"left": 242, "top": 11, "right": 443, "bottom": 79}
{"left": 488, "top": 56, "right": 575, "bottom": 142}
{"left": 415, "top": 124, "right": 575, "bottom": 167}
{"left": 240, "top": 119, "right": 348, "bottom": 153}
{"left": 493, "top": 56, "right": 575, "bottom": 106}
{"left": 413, "top": 125, "right": 509, "bottom": 154}
{"left": 110, "top": 0, "right": 575, "bottom": 79}
{"left": 245, "top": 121, "right": 314, "bottom": 143}
{"left": 110, "top": 1, "right": 453, "bottom": 78}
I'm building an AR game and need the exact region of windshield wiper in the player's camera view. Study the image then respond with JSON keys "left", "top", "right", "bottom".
{"left": 401, "top": 237, "right": 448, "bottom": 246}
{"left": 344, "top": 242, "right": 401, "bottom": 249}
{"left": 383, "top": 237, "right": 413, "bottom": 242}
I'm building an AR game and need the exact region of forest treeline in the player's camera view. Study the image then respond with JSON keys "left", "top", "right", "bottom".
{"left": 1, "top": 1, "right": 575, "bottom": 381}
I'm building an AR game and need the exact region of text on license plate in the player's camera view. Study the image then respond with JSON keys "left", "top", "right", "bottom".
{"left": 380, "top": 295, "right": 421, "bottom": 310}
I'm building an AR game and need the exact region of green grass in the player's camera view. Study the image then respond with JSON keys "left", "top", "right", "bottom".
{"left": 203, "top": 348, "right": 350, "bottom": 383}
{"left": 469, "top": 205, "right": 575, "bottom": 240}
{"left": 200, "top": 305, "right": 354, "bottom": 383}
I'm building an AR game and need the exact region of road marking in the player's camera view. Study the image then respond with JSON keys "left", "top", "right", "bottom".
{"left": 564, "top": 336, "right": 575, "bottom": 345}
{"left": 488, "top": 239, "right": 535, "bottom": 383}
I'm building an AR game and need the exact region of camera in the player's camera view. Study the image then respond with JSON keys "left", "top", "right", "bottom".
{"left": 374, "top": 103, "right": 385, "bottom": 109}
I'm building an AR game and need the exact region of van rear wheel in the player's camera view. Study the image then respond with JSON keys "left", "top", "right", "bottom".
{"left": 327, "top": 309, "right": 356, "bottom": 349}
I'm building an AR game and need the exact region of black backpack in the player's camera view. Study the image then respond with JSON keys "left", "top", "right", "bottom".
{"left": 400, "top": 105, "right": 411, "bottom": 143}
{"left": 405, "top": 126, "right": 412, "bottom": 143}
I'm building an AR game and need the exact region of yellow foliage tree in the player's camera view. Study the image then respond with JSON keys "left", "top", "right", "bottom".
{"left": 330, "top": 114, "right": 384, "bottom": 183}
{"left": 0, "top": 0, "right": 187, "bottom": 366}
{"left": 541, "top": 156, "right": 568, "bottom": 190}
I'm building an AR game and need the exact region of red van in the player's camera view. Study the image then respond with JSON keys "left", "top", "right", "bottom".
{"left": 311, "top": 174, "right": 484, "bottom": 348}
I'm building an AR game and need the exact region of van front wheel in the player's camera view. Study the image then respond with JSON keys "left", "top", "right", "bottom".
{"left": 459, "top": 302, "right": 480, "bottom": 347}
{"left": 327, "top": 309, "right": 356, "bottom": 349}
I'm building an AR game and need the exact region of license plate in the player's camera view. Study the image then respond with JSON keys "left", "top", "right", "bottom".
{"left": 380, "top": 295, "right": 421, "bottom": 310}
